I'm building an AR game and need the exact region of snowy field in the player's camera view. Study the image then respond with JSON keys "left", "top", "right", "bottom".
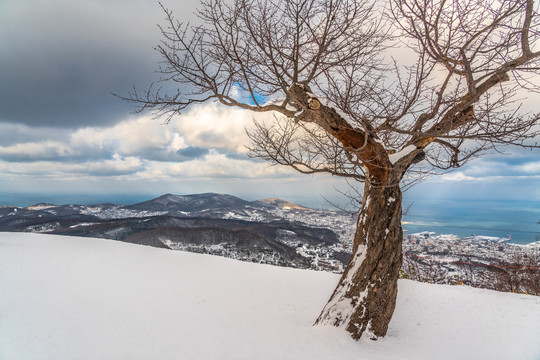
{"left": 1, "top": 233, "right": 539, "bottom": 360}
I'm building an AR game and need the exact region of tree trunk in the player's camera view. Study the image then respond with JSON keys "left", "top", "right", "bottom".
{"left": 315, "top": 181, "right": 403, "bottom": 340}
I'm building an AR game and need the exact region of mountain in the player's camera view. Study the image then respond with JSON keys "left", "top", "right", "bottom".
{"left": 0, "top": 193, "right": 317, "bottom": 220}
{"left": 1, "top": 233, "right": 538, "bottom": 360}
{"left": 123, "top": 193, "right": 259, "bottom": 213}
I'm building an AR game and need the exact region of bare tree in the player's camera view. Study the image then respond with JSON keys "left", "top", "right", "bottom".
{"left": 120, "top": 0, "right": 540, "bottom": 340}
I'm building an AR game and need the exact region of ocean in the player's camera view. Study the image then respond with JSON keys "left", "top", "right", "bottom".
{"left": 401, "top": 199, "right": 539, "bottom": 245}
{"left": 276, "top": 195, "right": 539, "bottom": 245}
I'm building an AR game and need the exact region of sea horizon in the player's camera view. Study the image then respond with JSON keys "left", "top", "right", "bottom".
{"left": 401, "top": 199, "right": 539, "bottom": 245}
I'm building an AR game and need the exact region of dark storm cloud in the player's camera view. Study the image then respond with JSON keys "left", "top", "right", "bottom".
{"left": 176, "top": 146, "right": 210, "bottom": 161}
{"left": 0, "top": 123, "right": 69, "bottom": 146}
{"left": 0, "top": 0, "right": 199, "bottom": 129}
{"left": 224, "top": 151, "right": 252, "bottom": 161}
{"left": 131, "top": 147, "right": 210, "bottom": 163}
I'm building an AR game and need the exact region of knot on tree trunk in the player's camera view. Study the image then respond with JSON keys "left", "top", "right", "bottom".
{"left": 287, "top": 83, "right": 393, "bottom": 186}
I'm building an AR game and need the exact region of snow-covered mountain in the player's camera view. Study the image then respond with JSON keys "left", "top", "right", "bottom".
{"left": 0, "top": 192, "right": 334, "bottom": 223}
{"left": 1, "top": 232, "right": 538, "bottom": 360}
{"left": 123, "top": 193, "right": 259, "bottom": 213}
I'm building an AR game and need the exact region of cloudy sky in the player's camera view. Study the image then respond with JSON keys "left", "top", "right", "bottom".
{"left": 1, "top": 0, "right": 539, "bottom": 208}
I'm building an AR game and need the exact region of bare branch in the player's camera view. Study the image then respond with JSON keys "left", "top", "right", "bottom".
{"left": 122, "top": 0, "right": 540, "bottom": 187}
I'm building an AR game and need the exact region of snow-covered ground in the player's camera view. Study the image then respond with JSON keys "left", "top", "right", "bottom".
{"left": 1, "top": 233, "right": 538, "bottom": 360}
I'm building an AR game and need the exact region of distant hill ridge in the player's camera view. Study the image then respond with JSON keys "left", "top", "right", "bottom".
{"left": 26, "top": 203, "right": 57, "bottom": 210}
{"left": 8, "top": 193, "right": 312, "bottom": 213}
{"left": 123, "top": 193, "right": 255, "bottom": 212}
{"left": 122, "top": 193, "right": 312, "bottom": 213}
{"left": 257, "top": 198, "right": 311, "bottom": 210}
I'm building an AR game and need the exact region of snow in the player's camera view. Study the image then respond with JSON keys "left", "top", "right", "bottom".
{"left": 389, "top": 145, "right": 417, "bottom": 164}
{"left": 27, "top": 204, "right": 55, "bottom": 210}
{"left": 463, "top": 235, "right": 510, "bottom": 243}
{"left": 1, "top": 232, "right": 539, "bottom": 360}
{"left": 523, "top": 240, "right": 540, "bottom": 248}
{"left": 316, "top": 243, "right": 369, "bottom": 328}
{"left": 68, "top": 222, "right": 96, "bottom": 228}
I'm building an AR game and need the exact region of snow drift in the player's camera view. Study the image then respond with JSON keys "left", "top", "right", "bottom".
{"left": 1, "top": 232, "right": 538, "bottom": 360}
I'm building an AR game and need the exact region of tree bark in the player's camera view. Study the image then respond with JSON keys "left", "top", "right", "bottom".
{"left": 315, "top": 181, "right": 403, "bottom": 340}
{"left": 286, "top": 83, "right": 404, "bottom": 340}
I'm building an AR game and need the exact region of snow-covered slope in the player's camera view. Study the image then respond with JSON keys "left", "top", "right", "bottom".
{"left": 1, "top": 233, "right": 538, "bottom": 360}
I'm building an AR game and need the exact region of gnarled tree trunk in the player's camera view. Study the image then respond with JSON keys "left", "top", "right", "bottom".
{"left": 315, "top": 180, "right": 403, "bottom": 340}
{"left": 286, "top": 83, "right": 406, "bottom": 340}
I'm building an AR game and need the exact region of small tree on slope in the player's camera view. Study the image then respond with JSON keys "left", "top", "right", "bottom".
{"left": 121, "top": 0, "right": 540, "bottom": 340}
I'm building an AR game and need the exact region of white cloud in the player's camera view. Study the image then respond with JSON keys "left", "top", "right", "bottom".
{"left": 141, "top": 151, "right": 295, "bottom": 180}
{"left": 173, "top": 102, "right": 267, "bottom": 153}
{"left": 72, "top": 155, "right": 144, "bottom": 176}
{"left": 65, "top": 102, "right": 269, "bottom": 159}
{"left": 71, "top": 116, "right": 179, "bottom": 156}
{"left": 514, "top": 161, "right": 540, "bottom": 174}
{"left": 0, "top": 102, "right": 262, "bottom": 163}
{"left": 0, "top": 155, "right": 143, "bottom": 178}
{"left": 439, "top": 172, "right": 479, "bottom": 182}
{"left": 0, "top": 105, "right": 293, "bottom": 183}
{"left": 460, "top": 160, "right": 502, "bottom": 177}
